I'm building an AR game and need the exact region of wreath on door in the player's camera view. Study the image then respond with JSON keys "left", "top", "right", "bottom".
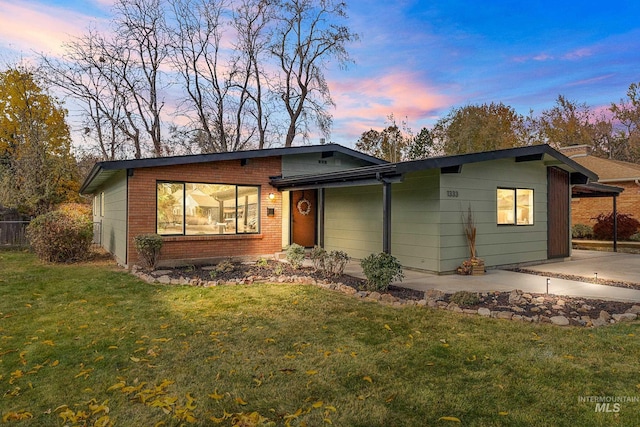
{"left": 297, "top": 197, "right": 312, "bottom": 215}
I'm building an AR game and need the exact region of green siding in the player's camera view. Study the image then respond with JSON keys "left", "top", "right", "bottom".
{"left": 324, "top": 185, "right": 382, "bottom": 259}
{"left": 390, "top": 169, "right": 441, "bottom": 272}
{"left": 282, "top": 152, "right": 374, "bottom": 177}
{"left": 439, "top": 159, "right": 548, "bottom": 272}
{"left": 95, "top": 170, "right": 128, "bottom": 265}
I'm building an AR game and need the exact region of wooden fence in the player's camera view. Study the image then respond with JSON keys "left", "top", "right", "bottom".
{"left": 0, "top": 221, "right": 30, "bottom": 247}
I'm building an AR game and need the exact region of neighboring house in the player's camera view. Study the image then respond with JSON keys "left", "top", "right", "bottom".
{"left": 560, "top": 145, "right": 640, "bottom": 227}
{"left": 80, "top": 143, "right": 598, "bottom": 274}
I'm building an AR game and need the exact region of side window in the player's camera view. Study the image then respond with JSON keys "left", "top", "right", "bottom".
{"left": 497, "top": 188, "right": 533, "bottom": 225}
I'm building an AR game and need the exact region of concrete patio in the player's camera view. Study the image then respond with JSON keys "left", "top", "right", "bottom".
{"left": 343, "top": 250, "right": 640, "bottom": 302}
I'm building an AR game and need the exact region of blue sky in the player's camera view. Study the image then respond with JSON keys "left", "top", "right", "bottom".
{"left": 1, "top": 0, "right": 639, "bottom": 148}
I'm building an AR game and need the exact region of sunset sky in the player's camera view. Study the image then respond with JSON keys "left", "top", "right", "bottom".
{"left": 1, "top": 0, "right": 639, "bottom": 148}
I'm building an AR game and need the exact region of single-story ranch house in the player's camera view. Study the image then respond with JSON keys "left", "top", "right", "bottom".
{"left": 80, "top": 143, "right": 605, "bottom": 274}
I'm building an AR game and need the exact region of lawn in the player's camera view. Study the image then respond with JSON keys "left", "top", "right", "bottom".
{"left": 1, "top": 251, "right": 639, "bottom": 426}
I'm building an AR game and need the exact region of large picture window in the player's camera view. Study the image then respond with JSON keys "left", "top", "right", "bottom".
{"left": 497, "top": 188, "right": 533, "bottom": 225}
{"left": 157, "top": 182, "right": 260, "bottom": 235}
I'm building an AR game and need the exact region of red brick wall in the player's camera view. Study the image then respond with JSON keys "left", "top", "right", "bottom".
{"left": 572, "top": 181, "right": 640, "bottom": 226}
{"left": 127, "top": 156, "right": 283, "bottom": 266}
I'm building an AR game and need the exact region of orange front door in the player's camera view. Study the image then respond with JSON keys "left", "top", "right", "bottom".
{"left": 291, "top": 190, "right": 316, "bottom": 248}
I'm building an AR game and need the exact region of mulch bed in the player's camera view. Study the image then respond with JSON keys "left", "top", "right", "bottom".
{"left": 162, "top": 260, "right": 638, "bottom": 321}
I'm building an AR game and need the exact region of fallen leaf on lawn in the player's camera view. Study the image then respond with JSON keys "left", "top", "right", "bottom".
{"left": 209, "top": 389, "right": 224, "bottom": 400}
{"left": 51, "top": 360, "right": 59, "bottom": 367}
{"left": 75, "top": 367, "right": 94, "bottom": 379}
{"left": 324, "top": 405, "right": 337, "bottom": 413}
{"left": 107, "top": 381, "right": 126, "bottom": 392}
{"left": 25, "top": 303, "right": 32, "bottom": 308}
{"left": 42, "top": 340, "right": 55, "bottom": 346}
{"left": 323, "top": 418, "right": 333, "bottom": 424}
{"left": 130, "top": 357, "right": 141, "bottom": 363}
{"left": 108, "top": 346, "right": 118, "bottom": 350}
{"left": 498, "top": 411, "right": 509, "bottom": 416}
{"left": 185, "top": 393, "right": 197, "bottom": 410}
{"left": 384, "top": 324, "right": 392, "bottom": 331}
{"left": 265, "top": 338, "right": 276, "bottom": 344}
{"left": 2, "top": 410, "right": 33, "bottom": 422}
{"left": 236, "top": 396, "right": 248, "bottom": 405}
{"left": 350, "top": 352, "right": 357, "bottom": 358}
{"left": 385, "top": 394, "right": 396, "bottom": 403}
{"left": 9, "top": 370, "right": 23, "bottom": 384}
{"left": 438, "top": 416, "right": 461, "bottom": 422}
{"left": 467, "top": 355, "right": 477, "bottom": 362}
{"left": 312, "top": 401, "right": 323, "bottom": 408}
{"left": 362, "top": 376, "right": 373, "bottom": 383}
{"left": 94, "top": 355, "right": 104, "bottom": 362}
{"left": 306, "top": 370, "right": 318, "bottom": 376}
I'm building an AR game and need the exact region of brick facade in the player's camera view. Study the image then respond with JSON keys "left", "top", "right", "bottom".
{"left": 572, "top": 181, "right": 640, "bottom": 226}
{"left": 127, "top": 156, "right": 283, "bottom": 266}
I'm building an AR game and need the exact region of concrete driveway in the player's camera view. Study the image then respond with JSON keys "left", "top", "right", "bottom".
{"left": 344, "top": 250, "right": 640, "bottom": 302}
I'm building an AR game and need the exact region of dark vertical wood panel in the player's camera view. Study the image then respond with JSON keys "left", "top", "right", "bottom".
{"left": 547, "top": 167, "right": 570, "bottom": 258}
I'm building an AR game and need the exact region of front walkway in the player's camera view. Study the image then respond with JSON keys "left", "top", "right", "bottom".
{"left": 343, "top": 250, "right": 640, "bottom": 302}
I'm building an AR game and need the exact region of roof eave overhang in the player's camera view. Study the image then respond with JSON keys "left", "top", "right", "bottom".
{"left": 270, "top": 164, "right": 402, "bottom": 191}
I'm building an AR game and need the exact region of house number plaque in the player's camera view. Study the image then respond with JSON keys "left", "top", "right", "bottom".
{"left": 446, "top": 190, "right": 459, "bottom": 197}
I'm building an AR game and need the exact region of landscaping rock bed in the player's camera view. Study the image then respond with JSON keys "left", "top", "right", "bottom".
{"left": 131, "top": 260, "right": 639, "bottom": 328}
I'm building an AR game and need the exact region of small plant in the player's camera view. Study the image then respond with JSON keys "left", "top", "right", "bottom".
{"left": 27, "top": 207, "right": 94, "bottom": 263}
{"left": 450, "top": 291, "right": 480, "bottom": 307}
{"left": 215, "top": 259, "right": 235, "bottom": 274}
{"left": 360, "top": 252, "right": 404, "bottom": 292}
{"left": 256, "top": 257, "right": 269, "bottom": 267}
{"left": 285, "top": 243, "right": 306, "bottom": 269}
{"left": 592, "top": 212, "right": 640, "bottom": 240}
{"left": 310, "top": 245, "right": 327, "bottom": 271}
{"left": 209, "top": 270, "right": 218, "bottom": 279}
{"left": 273, "top": 263, "right": 284, "bottom": 276}
{"left": 134, "top": 233, "right": 164, "bottom": 269}
{"left": 325, "top": 250, "right": 350, "bottom": 276}
{"left": 572, "top": 224, "right": 594, "bottom": 239}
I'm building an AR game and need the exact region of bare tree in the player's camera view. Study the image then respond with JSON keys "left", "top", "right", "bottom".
{"left": 271, "top": 0, "right": 358, "bottom": 147}
{"left": 110, "top": 0, "right": 169, "bottom": 157}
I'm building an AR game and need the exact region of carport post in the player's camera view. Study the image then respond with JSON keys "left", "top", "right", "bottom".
{"left": 613, "top": 195, "right": 618, "bottom": 252}
{"left": 382, "top": 181, "right": 391, "bottom": 254}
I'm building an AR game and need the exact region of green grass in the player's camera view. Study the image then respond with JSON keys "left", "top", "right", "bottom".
{"left": 1, "top": 250, "right": 639, "bottom": 426}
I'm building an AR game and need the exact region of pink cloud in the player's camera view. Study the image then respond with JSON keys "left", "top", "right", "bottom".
{"left": 0, "top": 1, "right": 107, "bottom": 56}
{"left": 328, "top": 71, "right": 453, "bottom": 140}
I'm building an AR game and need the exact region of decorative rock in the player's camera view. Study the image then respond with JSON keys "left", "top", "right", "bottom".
{"left": 550, "top": 315, "right": 570, "bottom": 326}
{"left": 151, "top": 270, "right": 173, "bottom": 277}
{"left": 356, "top": 291, "right": 368, "bottom": 298}
{"left": 496, "top": 311, "right": 513, "bottom": 320}
{"left": 511, "top": 306, "right": 525, "bottom": 313}
{"left": 530, "top": 307, "right": 541, "bottom": 313}
{"left": 477, "top": 307, "right": 491, "bottom": 317}
{"left": 425, "top": 289, "right": 445, "bottom": 301}
{"left": 417, "top": 299, "right": 427, "bottom": 306}
{"left": 512, "top": 315, "right": 523, "bottom": 321}
{"left": 626, "top": 305, "right": 640, "bottom": 314}
{"left": 599, "top": 310, "right": 611, "bottom": 321}
{"left": 591, "top": 318, "right": 608, "bottom": 327}
{"left": 551, "top": 305, "right": 564, "bottom": 311}
{"left": 368, "top": 292, "right": 381, "bottom": 301}
{"left": 463, "top": 309, "right": 477, "bottom": 315}
{"left": 522, "top": 293, "right": 533, "bottom": 300}
{"left": 157, "top": 275, "right": 171, "bottom": 284}
{"left": 535, "top": 296, "right": 546, "bottom": 303}
{"left": 556, "top": 299, "right": 566, "bottom": 306}
{"left": 508, "top": 289, "right": 523, "bottom": 304}
{"left": 380, "top": 294, "right": 397, "bottom": 303}
{"left": 612, "top": 313, "right": 637, "bottom": 322}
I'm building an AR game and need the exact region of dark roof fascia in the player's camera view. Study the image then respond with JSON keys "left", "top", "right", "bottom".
{"left": 395, "top": 144, "right": 598, "bottom": 181}
{"left": 572, "top": 182, "right": 624, "bottom": 198}
{"left": 271, "top": 164, "right": 400, "bottom": 190}
{"left": 79, "top": 144, "right": 386, "bottom": 194}
{"left": 102, "top": 144, "right": 385, "bottom": 171}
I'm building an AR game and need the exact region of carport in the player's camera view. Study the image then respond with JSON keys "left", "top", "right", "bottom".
{"left": 572, "top": 182, "right": 624, "bottom": 251}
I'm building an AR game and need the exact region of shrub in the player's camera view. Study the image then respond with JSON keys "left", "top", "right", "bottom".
{"left": 450, "top": 291, "right": 480, "bottom": 307}
{"left": 592, "top": 213, "right": 640, "bottom": 240}
{"left": 285, "top": 243, "right": 306, "bottom": 269}
{"left": 215, "top": 259, "right": 235, "bottom": 274}
{"left": 360, "top": 252, "right": 404, "bottom": 292}
{"left": 325, "top": 250, "right": 350, "bottom": 276}
{"left": 310, "top": 245, "right": 327, "bottom": 271}
{"left": 27, "top": 208, "right": 93, "bottom": 263}
{"left": 571, "top": 224, "right": 593, "bottom": 239}
{"left": 134, "top": 234, "right": 164, "bottom": 269}
{"left": 630, "top": 232, "right": 640, "bottom": 242}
